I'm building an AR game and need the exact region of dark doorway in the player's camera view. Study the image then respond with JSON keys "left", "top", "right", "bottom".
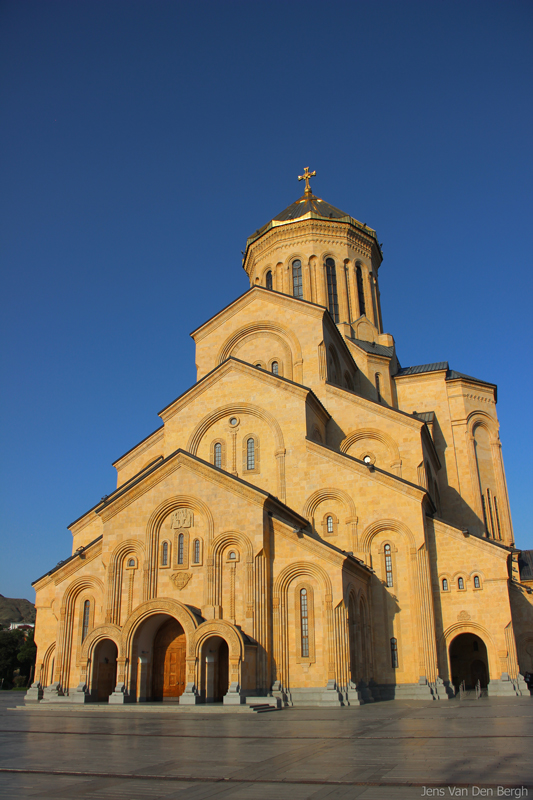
{"left": 201, "top": 636, "right": 229, "bottom": 702}
{"left": 152, "top": 618, "right": 186, "bottom": 700}
{"left": 93, "top": 639, "right": 118, "bottom": 701}
{"left": 217, "top": 639, "right": 229, "bottom": 701}
{"left": 471, "top": 659, "right": 488, "bottom": 688}
{"left": 449, "top": 633, "right": 489, "bottom": 690}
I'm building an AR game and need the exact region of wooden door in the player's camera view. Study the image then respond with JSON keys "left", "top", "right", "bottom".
{"left": 153, "top": 618, "right": 186, "bottom": 699}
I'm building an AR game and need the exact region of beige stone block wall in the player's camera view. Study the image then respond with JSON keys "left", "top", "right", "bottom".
{"left": 428, "top": 519, "right": 517, "bottom": 682}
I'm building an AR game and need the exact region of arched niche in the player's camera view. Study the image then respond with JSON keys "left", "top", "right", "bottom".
{"left": 217, "top": 321, "right": 303, "bottom": 383}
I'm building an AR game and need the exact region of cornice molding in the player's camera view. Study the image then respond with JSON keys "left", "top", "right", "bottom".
{"left": 54, "top": 540, "right": 103, "bottom": 586}
{"left": 159, "top": 357, "right": 329, "bottom": 424}
{"left": 191, "top": 287, "right": 324, "bottom": 343}
{"left": 346, "top": 340, "right": 392, "bottom": 365}
{"left": 431, "top": 518, "right": 510, "bottom": 560}
{"left": 306, "top": 439, "right": 426, "bottom": 501}
{"left": 112, "top": 427, "right": 165, "bottom": 470}
{"left": 325, "top": 383, "right": 424, "bottom": 432}
{"left": 97, "top": 450, "right": 271, "bottom": 523}
{"left": 271, "top": 517, "right": 369, "bottom": 576}
{"left": 69, "top": 509, "right": 103, "bottom": 536}
{"left": 244, "top": 218, "right": 379, "bottom": 274}
{"left": 33, "top": 538, "right": 103, "bottom": 590}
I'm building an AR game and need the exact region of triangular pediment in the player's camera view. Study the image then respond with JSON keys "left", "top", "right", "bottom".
{"left": 97, "top": 447, "right": 308, "bottom": 526}
{"left": 159, "top": 356, "right": 329, "bottom": 424}
{"left": 191, "top": 286, "right": 326, "bottom": 343}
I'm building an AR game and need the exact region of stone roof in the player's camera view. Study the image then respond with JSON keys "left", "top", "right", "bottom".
{"left": 396, "top": 362, "right": 448, "bottom": 376}
{"left": 395, "top": 363, "right": 496, "bottom": 392}
{"left": 412, "top": 411, "right": 435, "bottom": 424}
{"left": 246, "top": 192, "right": 380, "bottom": 249}
{"left": 349, "top": 337, "right": 395, "bottom": 358}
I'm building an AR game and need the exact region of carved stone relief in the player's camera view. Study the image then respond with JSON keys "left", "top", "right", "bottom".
{"left": 170, "top": 509, "right": 194, "bottom": 528}
{"left": 171, "top": 572, "right": 192, "bottom": 590}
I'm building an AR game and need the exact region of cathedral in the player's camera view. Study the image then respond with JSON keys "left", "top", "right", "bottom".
{"left": 28, "top": 170, "right": 533, "bottom": 706}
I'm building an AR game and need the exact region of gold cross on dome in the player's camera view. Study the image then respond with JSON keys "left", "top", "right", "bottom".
{"left": 298, "top": 166, "right": 316, "bottom": 195}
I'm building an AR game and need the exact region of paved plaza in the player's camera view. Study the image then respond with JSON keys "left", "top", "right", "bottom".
{"left": 0, "top": 694, "right": 531, "bottom": 800}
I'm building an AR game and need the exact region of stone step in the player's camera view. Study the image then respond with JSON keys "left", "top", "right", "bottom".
{"left": 248, "top": 703, "right": 277, "bottom": 713}
{"left": 245, "top": 696, "right": 282, "bottom": 709}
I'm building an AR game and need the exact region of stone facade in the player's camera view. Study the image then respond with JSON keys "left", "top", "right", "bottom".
{"left": 29, "top": 181, "right": 533, "bottom": 706}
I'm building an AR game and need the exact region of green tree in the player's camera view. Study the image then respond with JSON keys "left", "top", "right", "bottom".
{"left": 17, "top": 628, "right": 37, "bottom": 679}
{"left": 0, "top": 629, "right": 24, "bottom": 685}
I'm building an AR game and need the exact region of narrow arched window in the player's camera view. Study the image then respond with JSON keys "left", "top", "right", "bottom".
{"left": 266, "top": 270, "right": 273, "bottom": 290}
{"left": 300, "top": 588, "right": 309, "bottom": 658}
{"left": 214, "top": 442, "right": 222, "bottom": 468}
{"left": 247, "top": 437, "right": 255, "bottom": 470}
{"left": 327, "top": 515, "right": 334, "bottom": 534}
{"left": 487, "top": 488, "right": 495, "bottom": 538}
{"left": 128, "top": 558, "right": 135, "bottom": 567}
{"left": 390, "top": 637, "right": 398, "bottom": 668}
{"left": 384, "top": 544, "right": 393, "bottom": 587}
{"left": 375, "top": 373, "right": 382, "bottom": 403}
{"left": 458, "top": 577, "right": 464, "bottom": 590}
{"left": 481, "top": 494, "right": 489, "bottom": 536}
{"left": 162, "top": 542, "right": 168, "bottom": 566}
{"left": 82, "top": 600, "right": 90, "bottom": 642}
{"left": 178, "top": 533, "right": 184, "bottom": 565}
{"left": 493, "top": 496, "right": 502, "bottom": 539}
{"left": 442, "top": 578, "right": 448, "bottom": 591}
{"left": 474, "top": 575, "right": 480, "bottom": 589}
{"left": 271, "top": 361, "right": 279, "bottom": 375}
{"left": 356, "top": 265, "right": 366, "bottom": 315}
{"left": 325, "top": 258, "right": 339, "bottom": 322}
{"left": 292, "top": 260, "right": 303, "bottom": 299}
{"left": 193, "top": 539, "right": 200, "bottom": 564}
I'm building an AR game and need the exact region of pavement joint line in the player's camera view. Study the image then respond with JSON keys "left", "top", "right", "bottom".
{"left": 1, "top": 729, "right": 531, "bottom": 740}
{"left": 0, "top": 769, "right": 531, "bottom": 790}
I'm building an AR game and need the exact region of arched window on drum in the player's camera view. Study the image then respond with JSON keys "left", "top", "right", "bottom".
{"left": 325, "top": 258, "right": 339, "bottom": 322}
{"left": 292, "top": 260, "right": 303, "bottom": 299}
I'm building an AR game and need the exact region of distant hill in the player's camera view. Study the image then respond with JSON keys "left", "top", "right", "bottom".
{"left": 0, "top": 595, "right": 36, "bottom": 625}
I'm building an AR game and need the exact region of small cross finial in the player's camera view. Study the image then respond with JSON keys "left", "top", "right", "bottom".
{"left": 298, "top": 166, "right": 316, "bottom": 195}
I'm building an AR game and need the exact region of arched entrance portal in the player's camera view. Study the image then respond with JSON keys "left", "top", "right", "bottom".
{"left": 200, "top": 636, "right": 229, "bottom": 703}
{"left": 93, "top": 639, "right": 118, "bottom": 701}
{"left": 152, "top": 618, "right": 186, "bottom": 700}
{"left": 449, "top": 633, "right": 489, "bottom": 690}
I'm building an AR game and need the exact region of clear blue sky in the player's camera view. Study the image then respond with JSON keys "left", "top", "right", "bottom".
{"left": 1, "top": 1, "right": 532, "bottom": 601}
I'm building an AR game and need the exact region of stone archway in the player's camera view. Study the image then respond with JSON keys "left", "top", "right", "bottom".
{"left": 449, "top": 632, "right": 490, "bottom": 690}
{"left": 192, "top": 619, "right": 245, "bottom": 701}
{"left": 122, "top": 599, "right": 199, "bottom": 702}
{"left": 200, "top": 636, "right": 229, "bottom": 702}
{"left": 92, "top": 639, "right": 118, "bottom": 701}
